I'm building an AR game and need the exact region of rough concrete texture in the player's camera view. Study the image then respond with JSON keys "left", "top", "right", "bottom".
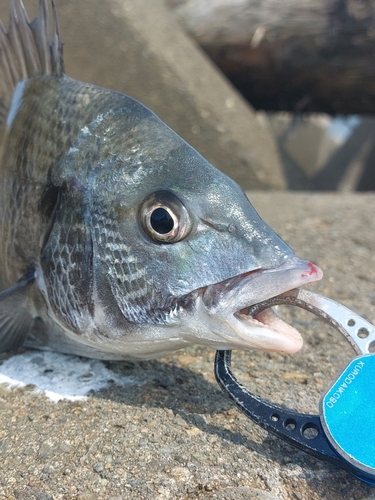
{"left": 0, "top": 0, "right": 284, "bottom": 190}
{"left": 1, "top": 192, "right": 375, "bottom": 499}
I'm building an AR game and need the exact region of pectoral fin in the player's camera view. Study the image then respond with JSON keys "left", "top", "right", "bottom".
{"left": 0, "top": 270, "right": 36, "bottom": 353}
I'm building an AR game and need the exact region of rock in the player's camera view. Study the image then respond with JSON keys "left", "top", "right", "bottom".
{"left": 204, "top": 487, "right": 282, "bottom": 500}
{"left": 93, "top": 462, "right": 104, "bottom": 473}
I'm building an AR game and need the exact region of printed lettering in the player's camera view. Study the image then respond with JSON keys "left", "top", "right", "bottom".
{"left": 325, "top": 359, "right": 365, "bottom": 409}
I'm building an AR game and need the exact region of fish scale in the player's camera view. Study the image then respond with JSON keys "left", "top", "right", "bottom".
{"left": 93, "top": 215, "right": 156, "bottom": 324}
{"left": 0, "top": 0, "right": 323, "bottom": 359}
{"left": 1, "top": 79, "right": 79, "bottom": 285}
{"left": 42, "top": 209, "right": 92, "bottom": 332}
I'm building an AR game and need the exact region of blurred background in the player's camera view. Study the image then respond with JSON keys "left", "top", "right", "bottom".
{"left": 2, "top": 0, "right": 374, "bottom": 191}
{"left": 168, "top": 0, "right": 375, "bottom": 191}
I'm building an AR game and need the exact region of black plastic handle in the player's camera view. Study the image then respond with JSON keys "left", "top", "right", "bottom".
{"left": 214, "top": 350, "right": 368, "bottom": 478}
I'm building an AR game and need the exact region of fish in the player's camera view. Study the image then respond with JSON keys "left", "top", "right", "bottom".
{"left": 0, "top": 0, "right": 323, "bottom": 360}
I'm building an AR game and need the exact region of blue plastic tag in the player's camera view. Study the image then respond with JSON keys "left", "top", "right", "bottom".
{"left": 321, "top": 354, "right": 375, "bottom": 479}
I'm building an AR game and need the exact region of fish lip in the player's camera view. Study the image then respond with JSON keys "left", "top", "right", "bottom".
{"left": 202, "top": 257, "right": 322, "bottom": 312}
{"left": 197, "top": 257, "right": 323, "bottom": 353}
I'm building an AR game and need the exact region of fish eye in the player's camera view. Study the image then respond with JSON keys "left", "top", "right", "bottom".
{"left": 139, "top": 191, "right": 192, "bottom": 243}
{"left": 150, "top": 207, "right": 174, "bottom": 234}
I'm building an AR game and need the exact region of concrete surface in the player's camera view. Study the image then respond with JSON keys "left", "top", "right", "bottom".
{"left": 1, "top": 192, "right": 375, "bottom": 500}
{"left": 269, "top": 115, "right": 341, "bottom": 177}
{"left": 0, "top": 0, "right": 284, "bottom": 190}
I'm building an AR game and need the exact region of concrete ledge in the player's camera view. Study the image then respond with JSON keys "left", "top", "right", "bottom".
{"left": 1, "top": 192, "right": 374, "bottom": 499}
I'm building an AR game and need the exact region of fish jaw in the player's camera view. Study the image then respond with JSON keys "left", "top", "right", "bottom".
{"left": 186, "top": 257, "right": 323, "bottom": 354}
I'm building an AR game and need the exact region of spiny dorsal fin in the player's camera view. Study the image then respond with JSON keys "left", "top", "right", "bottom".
{"left": 0, "top": 0, "right": 64, "bottom": 126}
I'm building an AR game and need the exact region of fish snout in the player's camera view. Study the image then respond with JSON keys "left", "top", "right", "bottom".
{"left": 197, "top": 258, "right": 323, "bottom": 354}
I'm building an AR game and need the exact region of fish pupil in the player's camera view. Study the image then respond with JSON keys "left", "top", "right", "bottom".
{"left": 150, "top": 208, "right": 174, "bottom": 234}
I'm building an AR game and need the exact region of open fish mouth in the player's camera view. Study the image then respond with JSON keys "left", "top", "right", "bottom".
{"left": 232, "top": 306, "right": 305, "bottom": 354}
{"left": 200, "top": 257, "right": 323, "bottom": 353}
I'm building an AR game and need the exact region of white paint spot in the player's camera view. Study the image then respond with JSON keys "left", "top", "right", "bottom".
{"left": 0, "top": 350, "right": 140, "bottom": 402}
{"left": 6, "top": 80, "right": 26, "bottom": 130}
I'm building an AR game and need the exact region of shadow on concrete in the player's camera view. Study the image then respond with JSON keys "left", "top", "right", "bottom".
{"left": 89, "top": 357, "right": 326, "bottom": 472}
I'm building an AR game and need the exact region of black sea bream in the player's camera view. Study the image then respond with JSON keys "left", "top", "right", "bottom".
{"left": 0, "top": 0, "right": 322, "bottom": 359}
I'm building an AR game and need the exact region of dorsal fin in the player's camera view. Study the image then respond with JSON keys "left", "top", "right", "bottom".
{"left": 0, "top": 0, "right": 64, "bottom": 127}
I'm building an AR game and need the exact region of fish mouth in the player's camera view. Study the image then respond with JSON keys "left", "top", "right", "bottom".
{"left": 200, "top": 257, "right": 323, "bottom": 354}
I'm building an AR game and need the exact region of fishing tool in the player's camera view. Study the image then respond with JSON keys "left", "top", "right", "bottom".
{"left": 215, "top": 288, "right": 375, "bottom": 484}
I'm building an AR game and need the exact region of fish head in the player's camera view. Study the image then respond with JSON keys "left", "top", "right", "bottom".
{"left": 49, "top": 97, "right": 322, "bottom": 357}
